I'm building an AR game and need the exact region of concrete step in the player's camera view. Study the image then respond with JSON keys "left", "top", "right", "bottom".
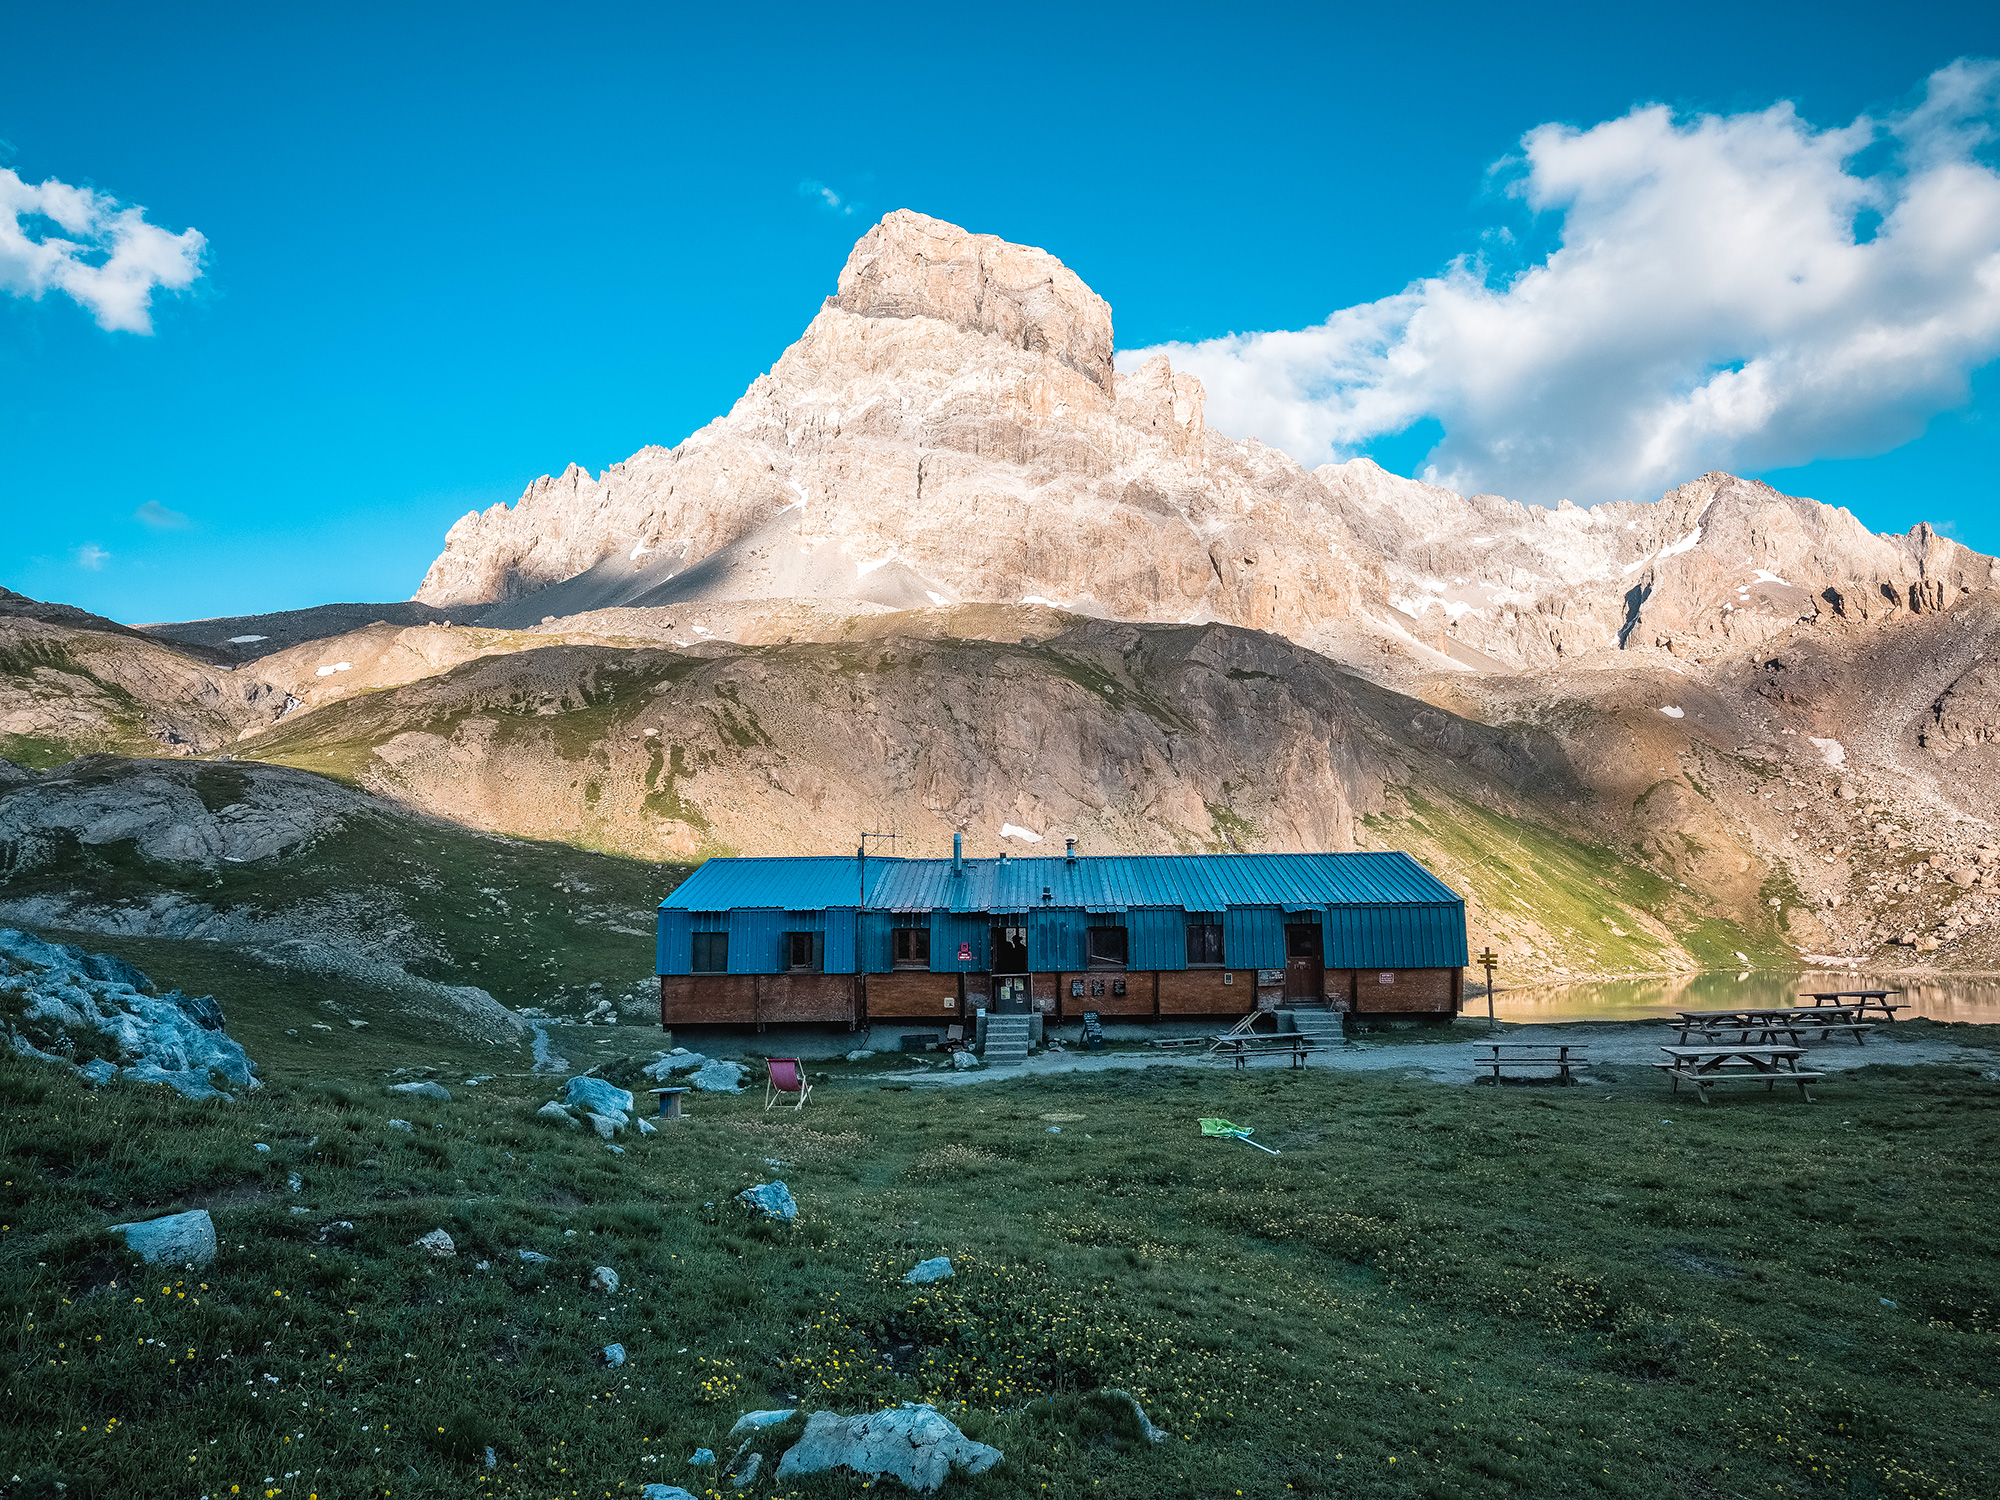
{"left": 981, "top": 1016, "right": 1034, "bottom": 1067}
{"left": 1278, "top": 1008, "right": 1346, "bottom": 1043}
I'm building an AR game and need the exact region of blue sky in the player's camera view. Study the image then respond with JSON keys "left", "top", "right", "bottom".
{"left": 4, "top": 0, "right": 1998, "bottom": 623}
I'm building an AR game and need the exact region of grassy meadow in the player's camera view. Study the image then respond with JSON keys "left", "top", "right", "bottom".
{"left": 2, "top": 979, "right": 1997, "bottom": 1500}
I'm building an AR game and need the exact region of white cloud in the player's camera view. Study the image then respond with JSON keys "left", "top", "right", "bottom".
{"left": 73, "top": 543, "right": 109, "bottom": 570}
{"left": 1122, "top": 61, "right": 2000, "bottom": 506}
{"left": 0, "top": 167, "right": 205, "bottom": 333}
{"left": 134, "top": 499, "right": 191, "bottom": 529}
{"left": 799, "top": 179, "right": 860, "bottom": 217}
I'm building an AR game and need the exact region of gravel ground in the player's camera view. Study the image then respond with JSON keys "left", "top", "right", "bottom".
{"left": 869, "top": 1019, "right": 2000, "bottom": 1089}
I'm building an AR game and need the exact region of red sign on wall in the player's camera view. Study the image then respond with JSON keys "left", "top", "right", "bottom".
{"left": 958, "top": 942, "right": 973, "bottom": 962}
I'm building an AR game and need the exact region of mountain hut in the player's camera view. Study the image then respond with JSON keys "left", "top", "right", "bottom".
{"left": 655, "top": 842, "right": 1469, "bottom": 1030}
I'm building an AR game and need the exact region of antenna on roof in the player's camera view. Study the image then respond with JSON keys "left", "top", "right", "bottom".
{"left": 857, "top": 828, "right": 905, "bottom": 907}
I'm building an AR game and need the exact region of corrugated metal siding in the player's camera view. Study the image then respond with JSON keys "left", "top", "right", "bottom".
{"left": 857, "top": 911, "right": 898, "bottom": 974}
{"left": 1325, "top": 903, "right": 1469, "bottom": 969}
{"left": 727, "top": 909, "right": 787, "bottom": 975}
{"left": 663, "top": 850, "right": 1462, "bottom": 912}
{"left": 656, "top": 909, "right": 691, "bottom": 975}
{"left": 1030, "top": 908, "right": 1086, "bottom": 972}
{"left": 930, "top": 911, "right": 989, "bottom": 972}
{"left": 1128, "top": 908, "right": 1185, "bottom": 971}
{"left": 822, "top": 907, "right": 858, "bottom": 975}
{"left": 1225, "top": 906, "right": 1286, "bottom": 970}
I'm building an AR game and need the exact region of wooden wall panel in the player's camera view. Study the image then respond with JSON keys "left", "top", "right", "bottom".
{"left": 1157, "top": 969, "right": 1253, "bottom": 1015}
{"left": 660, "top": 975, "right": 757, "bottom": 1025}
{"left": 1323, "top": 970, "right": 1357, "bottom": 1012}
{"left": 757, "top": 975, "right": 857, "bottom": 1024}
{"left": 1056, "top": 972, "right": 1155, "bottom": 1018}
{"left": 1353, "top": 968, "right": 1458, "bottom": 1013}
{"left": 864, "top": 971, "right": 965, "bottom": 1020}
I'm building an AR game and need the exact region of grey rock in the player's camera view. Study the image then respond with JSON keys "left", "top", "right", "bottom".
{"left": 387, "top": 1119, "right": 413, "bottom": 1132}
{"left": 253, "top": 1142, "right": 271, "bottom": 1152}
{"left": 844, "top": 1049, "right": 876, "bottom": 1062}
{"left": 773, "top": 1403, "right": 1002, "bottom": 1491}
{"left": 727, "top": 1453, "right": 763, "bottom": 1486}
{"left": 602, "top": 1342, "right": 626, "bottom": 1367}
{"left": 565, "top": 1075, "right": 634, "bottom": 1119}
{"left": 517, "top": 1248, "right": 552, "bottom": 1264}
{"left": 1105, "top": 1388, "right": 1168, "bottom": 1443}
{"left": 951, "top": 1050, "right": 980, "bottom": 1070}
{"left": 76, "top": 1058, "right": 118, "bottom": 1086}
{"left": 591, "top": 1265, "right": 619, "bottom": 1294}
{"left": 689, "top": 1059, "right": 745, "bottom": 1093}
{"left": 729, "top": 1409, "right": 797, "bottom": 1437}
{"left": 535, "top": 1100, "right": 580, "bottom": 1128}
{"left": 0, "top": 928, "right": 259, "bottom": 1101}
{"left": 738, "top": 1181, "right": 798, "bottom": 1222}
{"left": 635, "top": 1117, "right": 657, "bottom": 1135}
{"left": 109, "top": 1208, "right": 216, "bottom": 1267}
{"left": 586, "top": 1111, "right": 621, "bottom": 1140}
{"left": 389, "top": 1080, "right": 452, "bottom": 1102}
{"left": 287, "top": 1171, "right": 304, "bottom": 1193}
{"left": 686, "top": 1448, "right": 715, "bottom": 1466}
{"left": 414, "top": 1229, "right": 456, "bottom": 1257}
{"left": 903, "top": 1256, "right": 953, "bottom": 1285}
{"left": 484, "top": 1446, "right": 498, "bottom": 1469}
{"left": 639, "top": 1487, "right": 699, "bottom": 1500}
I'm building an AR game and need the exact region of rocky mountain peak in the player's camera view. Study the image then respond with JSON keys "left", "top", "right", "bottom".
{"left": 829, "top": 209, "right": 1115, "bottom": 391}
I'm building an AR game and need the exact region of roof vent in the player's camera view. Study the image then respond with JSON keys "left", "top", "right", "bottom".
{"left": 1042, "top": 885, "right": 1053, "bottom": 904}
{"left": 1065, "top": 837, "right": 1076, "bottom": 864}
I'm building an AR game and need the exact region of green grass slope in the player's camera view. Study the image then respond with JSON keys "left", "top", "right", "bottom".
{"left": 3, "top": 984, "right": 1996, "bottom": 1500}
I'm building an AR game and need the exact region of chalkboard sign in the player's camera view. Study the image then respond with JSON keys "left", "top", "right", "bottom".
{"left": 1082, "top": 1011, "right": 1104, "bottom": 1051}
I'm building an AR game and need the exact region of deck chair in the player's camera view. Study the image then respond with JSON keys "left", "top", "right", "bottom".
{"left": 764, "top": 1057, "right": 812, "bottom": 1112}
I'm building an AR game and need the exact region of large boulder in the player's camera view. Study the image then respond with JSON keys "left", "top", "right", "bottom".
{"left": 688, "top": 1059, "right": 745, "bottom": 1093}
{"left": 773, "top": 1404, "right": 1002, "bottom": 1491}
{"left": 565, "top": 1075, "right": 635, "bottom": 1119}
{"left": 738, "top": 1181, "right": 798, "bottom": 1222}
{"left": 110, "top": 1208, "right": 216, "bottom": 1267}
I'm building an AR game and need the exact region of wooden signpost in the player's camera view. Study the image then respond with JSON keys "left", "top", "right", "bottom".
{"left": 1477, "top": 947, "right": 1499, "bottom": 1032}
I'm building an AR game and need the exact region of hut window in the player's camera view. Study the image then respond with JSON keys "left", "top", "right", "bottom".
{"left": 785, "top": 931, "right": 824, "bottom": 973}
{"left": 891, "top": 927, "right": 931, "bottom": 969}
{"left": 1287, "top": 924, "right": 1321, "bottom": 959}
{"left": 691, "top": 932, "right": 729, "bottom": 973}
{"left": 1086, "top": 925, "right": 1128, "bottom": 969}
{"left": 1185, "top": 922, "right": 1224, "bottom": 967}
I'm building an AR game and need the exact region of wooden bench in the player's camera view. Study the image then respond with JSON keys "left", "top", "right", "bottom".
{"left": 1655, "top": 1045, "right": 1824, "bottom": 1104}
{"left": 1210, "top": 1034, "right": 1320, "bottom": 1070}
{"left": 1475, "top": 1043, "right": 1587, "bottom": 1083}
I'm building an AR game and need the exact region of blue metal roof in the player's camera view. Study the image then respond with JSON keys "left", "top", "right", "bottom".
{"left": 660, "top": 851, "right": 1461, "bottom": 914}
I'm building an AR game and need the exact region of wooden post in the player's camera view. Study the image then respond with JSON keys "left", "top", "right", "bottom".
{"left": 1477, "top": 947, "right": 1499, "bottom": 1032}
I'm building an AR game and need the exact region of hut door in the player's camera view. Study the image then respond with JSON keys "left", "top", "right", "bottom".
{"left": 992, "top": 975, "right": 1032, "bottom": 1015}
{"left": 1284, "top": 924, "right": 1324, "bottom": 1003}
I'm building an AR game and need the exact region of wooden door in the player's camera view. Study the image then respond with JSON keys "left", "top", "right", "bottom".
{"left": 1284, "top": 923, "right": 1324, "bottom": 1003}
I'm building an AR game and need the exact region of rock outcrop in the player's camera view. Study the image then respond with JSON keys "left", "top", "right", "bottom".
{"left": 413, "top": 210, "right": 1387, "bottom": 649}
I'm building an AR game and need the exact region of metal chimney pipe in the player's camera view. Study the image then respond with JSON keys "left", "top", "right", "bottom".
{"left": 952, "top": 831, "right": 963, "bottom": 876}
{"left": 1065, "top": 837, "right": 1077, "bottom": 864}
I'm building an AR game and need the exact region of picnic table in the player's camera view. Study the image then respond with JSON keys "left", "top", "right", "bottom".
{"left": 1474, "top": 1042, "right": 1587, "bottom": 1083}
{"left": 1801, "top": 989, "right": 1906, "bottom": 1021}
{"left": 1210, "top": 1033, "right": 1320, "bottom": 1070}
{"left": 1669, "top": 1008, "right": 1873, "bottom": 1046}
{"left": 1656, "top": 1045, "right": 1824, "bottom": 1103}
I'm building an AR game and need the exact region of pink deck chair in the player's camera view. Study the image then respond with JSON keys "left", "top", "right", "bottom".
{"left": 764, "top": 1057, "right": 812, "bottom": 1112}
